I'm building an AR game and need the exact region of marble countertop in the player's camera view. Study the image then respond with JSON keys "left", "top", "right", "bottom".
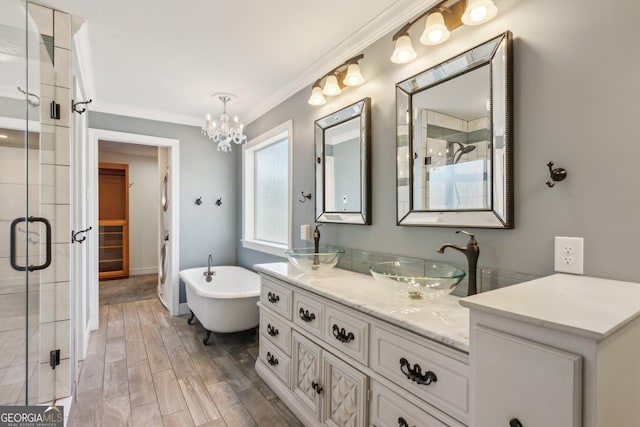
{"left": 254, "top": 262, "right": 471, "bottom": 353}
{"left": 460, "top": 273, "right": 640, "bottom": 340}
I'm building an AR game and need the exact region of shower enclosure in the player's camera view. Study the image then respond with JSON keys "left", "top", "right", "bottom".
{"left": 1, "top": 0, "right": 71, "bottom": 405}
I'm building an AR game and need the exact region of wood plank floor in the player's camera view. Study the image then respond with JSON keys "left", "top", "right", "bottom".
{"left": 69, "top": 298, "right": 302, "bottom": 427}
{"left": 99, "top": 274, "right": 159, "bottom": 306}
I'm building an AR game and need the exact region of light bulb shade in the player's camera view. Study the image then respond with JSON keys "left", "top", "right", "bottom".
{"left": 308, "top": 85, "right": 326, "bottom": 106}
{"left": 322, "top": 75, "right": 342, "bottom": 96}
{"left": 343, "top": 63, "right": 364, "bottom": 87}
{"left": 462, "top": 0, "right": 497, "bottom": 25}
{"left": 420, "top": 12, "right": 450, "bottom": 45}
{"left": 390, "top": 34, "right": 417, "bottom": 64}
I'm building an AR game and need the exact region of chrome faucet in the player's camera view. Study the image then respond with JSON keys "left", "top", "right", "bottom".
{"left": 204, "top": 254, "right": 215, "bottom": 282}
{"left": 436, "top": 230, "right": 479, "bottom": 296}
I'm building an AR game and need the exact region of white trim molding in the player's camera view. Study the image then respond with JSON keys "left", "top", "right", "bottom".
{"left": 242, "top": 120, "right": 293, "bottom": 257}
{"left": 87, "top": 129, "right": 181, "bottom": 326}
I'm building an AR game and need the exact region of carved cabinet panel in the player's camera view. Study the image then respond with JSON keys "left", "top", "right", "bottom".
{"left": 323, "top": 351, "right": 367, "bottom": 427}
{"left": 292, "top": 331, "right": 322, "bottom": 416}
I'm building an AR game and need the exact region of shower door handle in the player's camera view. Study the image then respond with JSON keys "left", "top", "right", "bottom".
{"left": 10, "top": 216, "right": 52, "bottom": 272}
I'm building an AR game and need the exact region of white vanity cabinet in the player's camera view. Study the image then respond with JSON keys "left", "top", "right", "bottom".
{"left": 255, "top": 266, "right": 469, "bottom": 427}
{"left": 461, "top": 274, "right": 640, "bottom": 427}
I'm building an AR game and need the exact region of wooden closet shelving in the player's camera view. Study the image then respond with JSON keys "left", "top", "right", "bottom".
{"left": 98, "top": 162, "right": 129, "bottom": 279}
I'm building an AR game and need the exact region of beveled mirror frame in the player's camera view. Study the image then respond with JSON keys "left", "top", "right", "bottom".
{"left": 315, "top": 97, "right": 371, "bottom": 224}
{"left": 396, "top": 31, "right": 513, "bottom": 228}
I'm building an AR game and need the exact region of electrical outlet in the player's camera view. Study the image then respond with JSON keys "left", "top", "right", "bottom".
{"left": 554, "top": 236, "right": 584, "bottom": 274}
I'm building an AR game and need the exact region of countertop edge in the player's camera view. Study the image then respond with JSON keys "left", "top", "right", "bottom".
{"left": 459, "top": 299, "right": 605, "bottom": 341}
{"left": 255, "top": 263, "right": 470, "bottom": 353}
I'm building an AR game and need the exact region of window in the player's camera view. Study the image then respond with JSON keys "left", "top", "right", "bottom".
{"left": 242, "top": 120, "right": 293, "bottom": 256}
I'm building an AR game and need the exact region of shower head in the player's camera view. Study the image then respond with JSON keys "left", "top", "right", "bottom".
{"left": 452, "top": 142, "right": 476, "bottom": 164}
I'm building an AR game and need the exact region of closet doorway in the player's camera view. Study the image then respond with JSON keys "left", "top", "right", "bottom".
{"left": 86, "top": 129, "right": 181, "bottom": 333}
{"left": 98, "top": 162, "right": 129, "bottom": 279}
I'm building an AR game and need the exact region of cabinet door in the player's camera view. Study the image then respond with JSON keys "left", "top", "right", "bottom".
{"left": 292, "top": 331, "right": 322, "bottom": 418}
{"left": 322, "top": 351, "right": 367, "bottom": 427}
{"left": 472, "top": 326, "right": 582, "bottom": 427}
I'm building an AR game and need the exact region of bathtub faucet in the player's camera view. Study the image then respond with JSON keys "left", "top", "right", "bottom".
{"left": 204, "top": 254, "right": 215, "bottom": 282}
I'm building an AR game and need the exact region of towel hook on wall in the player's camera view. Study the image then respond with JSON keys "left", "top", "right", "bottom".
{"left": 546, "top": 161, "right": 567, "bottom": 188}
{"left": 195, "top": 197, "right": 203, "bottom": 206}
{"left": 72, "top": 99, "right": 93, "bottom": 114}
{"left": 299, "top": 192, "right": 312, "bottom": 203}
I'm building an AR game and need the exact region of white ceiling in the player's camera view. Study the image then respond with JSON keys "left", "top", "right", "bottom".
{"left": 34, "top": 0, "right": 434, "bottom": 127}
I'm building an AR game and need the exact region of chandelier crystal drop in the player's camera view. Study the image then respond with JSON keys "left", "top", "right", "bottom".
{"left": 202, "top": 95, "right": 247, "bottom": 152}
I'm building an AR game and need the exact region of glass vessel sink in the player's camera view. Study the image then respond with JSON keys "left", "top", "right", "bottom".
{"left": 284, "top": 247, "right": 345, "bottom": 273}
{"left": 370, "top": 260, "right": 466, "bottom": 299}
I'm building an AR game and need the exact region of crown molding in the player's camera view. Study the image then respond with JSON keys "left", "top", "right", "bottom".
{"left": 92, "top": 100, "right": 203, "bottom": 127}
{"left": 243, "top": 0, "right": 439, "bottom": 125}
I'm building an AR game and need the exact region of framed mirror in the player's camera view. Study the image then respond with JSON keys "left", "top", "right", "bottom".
{"left": 396, "top": 31, "right": 513, "bottom": 228}
{"left": 315, "top": 97, "right": 371, "bottom": 224}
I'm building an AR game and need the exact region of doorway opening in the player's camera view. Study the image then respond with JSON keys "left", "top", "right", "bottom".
{"left": 86, "top": 129, "right": 180, "bottom": 333}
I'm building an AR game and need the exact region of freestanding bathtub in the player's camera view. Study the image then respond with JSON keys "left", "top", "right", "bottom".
{"left": 179, "top": 266, "right": 260, "bottom": 344}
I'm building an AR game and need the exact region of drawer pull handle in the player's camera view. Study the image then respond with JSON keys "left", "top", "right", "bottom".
{"left": 266, "top": 352, "right": 279, "bottom": 367}
{"left": 267, "top": 324, "right": 279, "bottom": 337}
{"left": 267, "top": 292, "right": 280, "bottom": 303}
{"left": 298, "top": 308, "right": 316, "bottom": 323}
{"left": 332, "top": 324, "right": 355, "bottom": 343}
{"left": 399, "top": 357, "right": 437, "bottom": 386}
{"left": 398, "top": 417, "right": 414, "bottom": 427}
{"left": 509, "top": 419, "right": 523, "bottom": 427}
{"left": 311, "top": 381, "right": 323, "bottom": 394}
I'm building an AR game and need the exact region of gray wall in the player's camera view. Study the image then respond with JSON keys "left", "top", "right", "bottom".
{"left": 238, "top": 0, "right": 640, "bottom": 284}
{"left": 90, "top": 112, "right": 238, "bottom": 302}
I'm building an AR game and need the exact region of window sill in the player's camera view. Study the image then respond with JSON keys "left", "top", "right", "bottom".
{"left": 241, "top": 239, "right": 288, "bottom": 258}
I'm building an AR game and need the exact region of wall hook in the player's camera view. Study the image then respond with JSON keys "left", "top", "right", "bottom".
{"left": 546, "top": 161, "right": 567, "bottom": 188}
{"left": 299, "top": 192, "right": 312, "bottom": 203}
{"left": 128, "top": 181, "right": 134, "bottom": 188}
{"left": 71, "top": 226, "right": 92, "bottom": 244}
{"left": 215, "top": 198, "right": 222, "bottom": 206}
{"left": 195, "top": 197, "right": 203, "bottom": 206}
{"left": 72, "top": 99, "right": 93, "bottom": 114}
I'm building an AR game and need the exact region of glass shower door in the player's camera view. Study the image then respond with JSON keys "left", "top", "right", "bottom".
{"left": 0, "top": 0, "right": 51, "bottom": 405}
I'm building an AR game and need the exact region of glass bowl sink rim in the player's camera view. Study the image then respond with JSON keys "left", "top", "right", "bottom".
{"left": 369, "top": 260, "right": 466, "bottom": 281}
{"left": 284, "top": 247, "right": 346, "bottom": 256}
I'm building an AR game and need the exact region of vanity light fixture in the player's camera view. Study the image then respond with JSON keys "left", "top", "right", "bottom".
{"left": 322, "top": 74, "right": 342, "bottom": 96}
{"left": 308, "top": 83, "right": 326, "bottom": 106}
{"left": 202, "top": 94, "right": 247, "bottom": 152}
{"left": 307, "top": 54, "right": 365, "bottom": 106}
{"left": 420, "top": 12, "right": 450, "bottom": 45}
{"left": 391, "top": 33, "right": 417, "bottom": 64}
{"left": 461, "top": 0, "right": 498, "bottom": 25}
{"left": 390, "top": 0, "right": 498, "bottom": 64}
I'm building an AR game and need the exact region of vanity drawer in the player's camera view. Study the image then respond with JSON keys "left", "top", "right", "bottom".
{"left": 293, "top": 292, "right": 324, "bottom": 338}
{"left": 324, "top": 304, "right": 369, "bottom": 365}
{"left": 260, "top": 309, "right": 291, "bottom": 355}
{"left": 370, "top": 380, "right": 461, "bottom": 427}
{"left": 259, "top": 337, "right": 291, "bottom": 388}
{"left": 370, "top": 325, "right": 469, "bottom": 423}
{"left": 261, "top": 277, "right": 293, "bottom": 321}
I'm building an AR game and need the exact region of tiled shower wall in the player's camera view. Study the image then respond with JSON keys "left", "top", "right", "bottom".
{"left": 29, "top": 2, "right": 72, "bottom": 403}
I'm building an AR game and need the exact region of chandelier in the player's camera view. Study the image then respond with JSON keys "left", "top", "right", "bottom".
{"left": 202, "top": 95, "right": 247, "bottom": 152}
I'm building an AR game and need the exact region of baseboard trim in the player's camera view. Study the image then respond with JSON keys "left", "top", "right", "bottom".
{"left": 130, "top": 267, "right": 158, "bottom": 276}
